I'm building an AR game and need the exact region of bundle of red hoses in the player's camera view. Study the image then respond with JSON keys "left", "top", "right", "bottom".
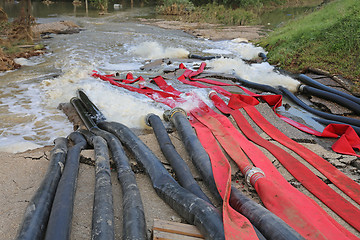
{"left": 92, "top": 64, "right": 360, "bottom": 240}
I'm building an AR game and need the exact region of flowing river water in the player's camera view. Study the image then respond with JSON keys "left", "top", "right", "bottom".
{"left": 0, "top": 2, "right": 324, "bottom": 153}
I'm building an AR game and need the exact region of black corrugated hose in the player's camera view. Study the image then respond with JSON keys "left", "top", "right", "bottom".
{"left": 299, "top": 85, "right": 360, "bottom": 115}
{"left": 145, "top": 113, "right": 213, "bottom": 205}
{"left": 71, "top": 95, "right": 147, "bottom": 240}
{"left": 163, "top": 108, "right": 223, "bottom": 203}
{"left": 279, "top": 86, "right": 360, "bottom": 127}
{"left": 188, "top": 54, "right": 220, "bottom": 61}
{"left": 16, "top": 137, "right": 68, "bottom": 240}
{"left": 297, "top": 74, "right": 360, "bottom": 106}
{"left": 80, "top": 130, "right": 115, "bottom": 240}
{"left": 89, "top": 127, "right": 147, "bottom": 240}
{"left": 44, "top": 132, "right": 87, "bottom": 240}
{"left": 229, "top": 186, "right": 304, "bottom": 240}
{"left": 232, "top": 73, "right": 282, "bottom": 95}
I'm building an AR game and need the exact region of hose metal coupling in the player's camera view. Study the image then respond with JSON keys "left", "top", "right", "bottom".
{"left": 298, "top": 84, "right": 306, "bottom": 92}
{"left": 208, "top": 90, "right": 217, "bottom": 98}
{"left": 244, "top": 167, "right": 265, "bottom": 186}
{"left": 163, "top": 107, "right": 187, "bottom": 122}
{"left": 145, "top": 113, "right": 156, "bottom": 127}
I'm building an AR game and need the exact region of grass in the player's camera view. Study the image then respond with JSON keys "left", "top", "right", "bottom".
{"left": 155, "top": 0, "right": 281, "bottom": 25}
{"left": 258, "top": 0, "right": 360, "bottom": 91}
{"left": 182, "top": 3, "right": 256, "bottom": 25}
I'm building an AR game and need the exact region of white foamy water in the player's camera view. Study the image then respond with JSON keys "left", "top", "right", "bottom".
{"left": 202, "top": 49, "right": 232, "bottom": 55}
{"left": 231, "top": 42, "right": 266, "bottom": 60}
{"left": 208, "top": 58, "right": 300, "bottom": 92}
{"left": 130, "top": 41, "right": 190, "bottom": 59}
{"left": 0, "top": 12, "right": 301, "bottom": 153}
{"left": 42, "top": 68, "right": 167, "bottom": 129}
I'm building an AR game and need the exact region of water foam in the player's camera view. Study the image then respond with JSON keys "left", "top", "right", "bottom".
{"left": 208, "top": 58, "right": 300, "bottom": 92}
{"left": 130, "top": 41, "right": 190, "bottom": 60}
{"left": 231, "top": 42, "right": 266, "bottom": 60}
{"left": 0, "top": 136, "right": 42, "bottom": 153}
{"left": 175, "top": 88, "right": 214, "bottom": 112}
{"left": 42, "top": 67, "right": 166, "bottom": 129}
{"left": 202, "top": 49, "right": 232, "bottom": 55}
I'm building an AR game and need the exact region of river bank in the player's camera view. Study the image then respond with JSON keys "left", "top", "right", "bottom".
{"left": 138, "top": 18, "right": 268, "bottom": 41}
{"left": 0, "top": 20, "right": 81, "bottom": 71}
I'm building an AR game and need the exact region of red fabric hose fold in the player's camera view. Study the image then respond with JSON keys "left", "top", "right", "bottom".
{"left": 210, "top": 92, "right": 360, "bottom": 232}
{"left": 177, "top": 64, "right": 360, "bottom": 204}
{"left": 190, "top": 105, "right": 356, "bottom": 240}
{"left": 192, "top": 120, "right": 258, "bottom": 240}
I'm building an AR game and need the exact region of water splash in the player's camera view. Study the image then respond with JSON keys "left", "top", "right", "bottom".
{"left": 130, "top": 41, "right": 190, "bottom": 59}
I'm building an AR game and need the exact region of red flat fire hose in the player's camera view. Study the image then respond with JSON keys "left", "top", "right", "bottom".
{"left": 189, "top": 101, "right": 356, "bottom": 239}
{"left": 192, "top": 120, "right": 258, "bottom": 239}
{"left": 209, "top": 91, "right": 360, "bottom": 232}
{"left": 176, "top": 63, "right": 360, "bottom": 204}
{"left": 92, "top": 69, "right": 359, "bottom": 239}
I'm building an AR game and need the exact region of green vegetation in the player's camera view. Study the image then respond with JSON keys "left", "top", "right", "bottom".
{"left": 184, "top": 3, "right": 256, "bottom": 25}
{"left": 156, "top": 0, "right": 195, "bottom": 15}
{"left": 156, "top": 0, "right": 319, "bottom": 25}
{"left": 258, "top": 0, "right": 360, "bottom": 89}
{"left": 156, "top": 0, "right": 257, "bottom": 25}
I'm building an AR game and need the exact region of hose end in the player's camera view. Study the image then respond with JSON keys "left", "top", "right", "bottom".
{"left": 258, "top": 52, "right": 268, "bottom": 61}
{"left": 208, "top": 90, "right": 217, "bottom": 99}
{"left": 163, "top": 108, "right": 187, "bottom": 122}
{"left": 244, "top": 167, "right": 265, "bottom": 186}
{"left": 145, "top": 113, "right": 155, "bottom": 127}
{"left": 298, "top": 84, "right": 306, "bottom": 92}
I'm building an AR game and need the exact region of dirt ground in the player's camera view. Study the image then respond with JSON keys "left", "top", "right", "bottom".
{"left": 138, "top": 18, "right": 267, "bottom": 41}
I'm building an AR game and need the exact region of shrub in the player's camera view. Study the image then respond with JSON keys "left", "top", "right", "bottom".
{"left": 156, "top": 0, "right": 195, "bottom": 15}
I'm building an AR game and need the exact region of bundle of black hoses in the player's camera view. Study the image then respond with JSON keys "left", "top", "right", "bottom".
{"left": 298, "top": 84, "right": 360, "bottom": 115}
{"left": 44, "top": 132, "right": 87, "bottom": 240}
{"left": 279, "top": 86, "right": 360, "bottom": 128}
{"left": 145, "top": 113, "right": 213, "bottom": 205}
{"left": 297, "top": 74, "right": 360, "bottom": 106}
{"left": 164, "top": 108, "right": 304, "bottom": 240}
{"left": 16, "top": 138, "right": 68, "bottom": 240}
{"left": 72, "top": 91, "right": 225, "bottom": 239}
{"left": 71, "top": 96, "right": 147, "bottom": 240}
{"left": 99, "top": 121, "right": 225, "bottom": 240}
{"left": 230, "top": 71, "right": 360, "bottom": 128}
